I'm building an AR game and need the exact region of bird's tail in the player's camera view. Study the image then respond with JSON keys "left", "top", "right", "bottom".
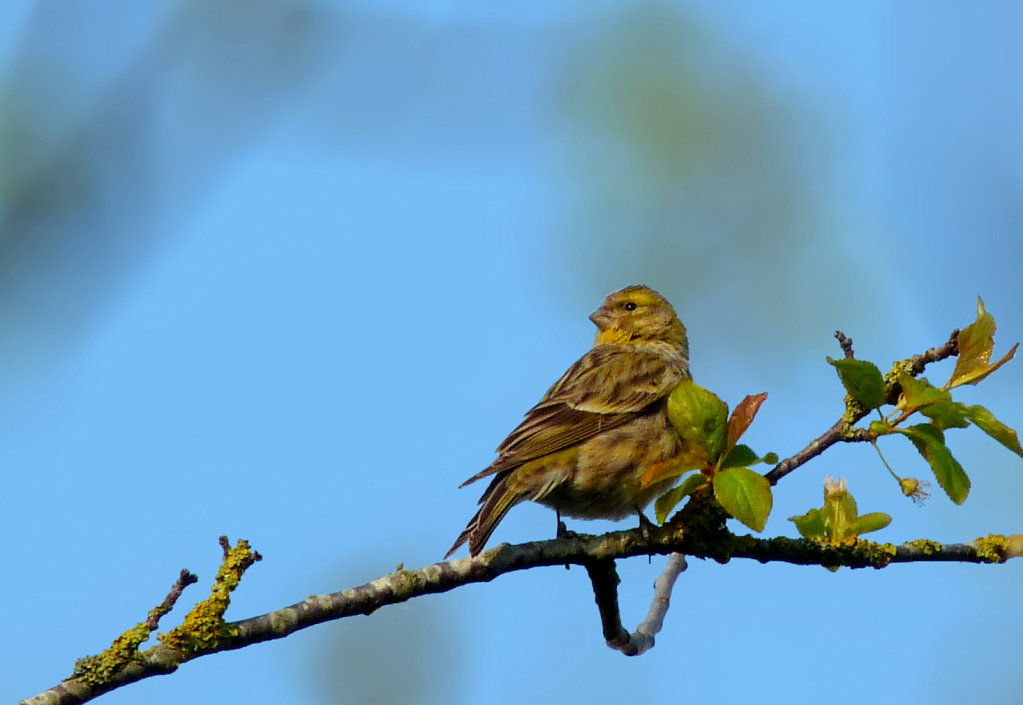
{"left": 444, "top": 474, "right": 520, "bottom": 559}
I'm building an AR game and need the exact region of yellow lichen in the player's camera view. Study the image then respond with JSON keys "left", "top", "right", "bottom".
{"left": 840, "top": 399, "right": 863, "bottom": 424}
{"left": 885, "top": 360, "right": 916, "bottom": 391}
{"left": 70, "top": 568, "right": 193, "bottom": 684}
{"left": 905, "top": 538, "right": 943, "bottom": 555}
{"left": 71, "top": 621, "right": 151, "bottom": 684}
{"left": 159, "top": 539, "right": 259, "bottom": 657}
{"left": 852, "top": 539, "right": 897, "bottom": 568}
{"left": 972, "top": 534, "right": 1009, "bottom": 563}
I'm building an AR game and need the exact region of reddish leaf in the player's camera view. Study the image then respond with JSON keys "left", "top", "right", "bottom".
{"left": 725, "top": 392, "right": 768, "bottom": 456}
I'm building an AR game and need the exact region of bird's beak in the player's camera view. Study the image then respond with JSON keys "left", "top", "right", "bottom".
{"left": 589, "top": 306, "right": 613, "bottom": 329}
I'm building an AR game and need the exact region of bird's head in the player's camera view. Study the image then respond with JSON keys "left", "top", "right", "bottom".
{"left": 589, "top": 285, "right": 687, "bottom": 347}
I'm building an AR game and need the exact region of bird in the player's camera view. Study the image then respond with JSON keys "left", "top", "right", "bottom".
{"left": 445, "top": 285, "right": 691, "bottom": 559}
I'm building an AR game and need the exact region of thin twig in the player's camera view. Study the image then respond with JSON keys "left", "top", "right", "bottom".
{"left": 628, "top": 553, "right": 687, "bottom": 656}
{"left": 765, "top": 418, "right": 848, "bottom": 485}
{"left": 836, "top": 331, "right": 855, "bottom": 359}
{"left": 147, "top": 570, "right": 198, "bottom": 631}
{"left": 905, "top": 329, "right": 960, "bottom": 379}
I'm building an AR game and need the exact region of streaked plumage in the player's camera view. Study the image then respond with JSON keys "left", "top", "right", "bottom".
{"left": 445, "top": 285, "right": 691, "bottom": 558}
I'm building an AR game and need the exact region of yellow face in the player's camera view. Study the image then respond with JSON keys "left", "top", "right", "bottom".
{"left": 589, "top": 285, "right": 687, "bottom": 346}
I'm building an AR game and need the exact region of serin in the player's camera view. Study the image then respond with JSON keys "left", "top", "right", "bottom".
{"left": 446, "top": 285, "right": 691, "bottom": 558}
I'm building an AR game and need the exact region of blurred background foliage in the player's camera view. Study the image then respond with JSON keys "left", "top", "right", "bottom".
{"left": 0, "top": 0, "right": 328, "bottom": 380}
{"left": 2, "top": 2, "right": 1021, "bottom": 705}
{"left": 554, "top": 2, "right": 822, "bottom": 323}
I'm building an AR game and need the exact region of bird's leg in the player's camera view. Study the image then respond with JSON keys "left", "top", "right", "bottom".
{"left": 636, "top": 509, "right": 656, "bottom": 564}
{"left": 636, "top": 509, "right": 656, "bottom": 535}
{"left": 555, "top": 509, "right": 575, "bottom": 571}
{"left": 555, "top": 509, "right": 579, "bottom": 540}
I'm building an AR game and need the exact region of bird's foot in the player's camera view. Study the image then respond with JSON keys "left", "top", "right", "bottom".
{"left": 636, "top": 510, "right": 656, "bottom": 537}
{"left": 556, "top": 519, "right": 579, "bottom": 540}
{"left": 636, "top": 510, "right": 657, "bottom": 563}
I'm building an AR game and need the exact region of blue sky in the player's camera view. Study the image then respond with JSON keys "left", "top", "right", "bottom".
{"left": 3, "top": 2, "right": 1022, "bottom": 704}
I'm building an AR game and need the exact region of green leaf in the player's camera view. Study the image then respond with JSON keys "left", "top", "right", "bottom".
{"left": 653, "top": 473, "right": 708, "bottom": 524}
{"left": 965, "top": 405, "right": 1023, "bottom": 458}
{"left": 959, "top": 342, "right": 1019, "bottom": 387}
{"left": 666, "top": 381, "right": 728, "bottom": 466}
{"left": 847, "top": 512, "right": 892, "bottom": 536}
{"left": 761, "top": 451, "right": 779, "bottom": 465}
{"left": 869, "top": 420, "right": 892, "bottom": 435}
{"left": 919, "top": 400, "right": 970, "bottom": 430}
{"left": 898, "top": 376, "right": 968, "bottom": 429}
{"left": 899, "top": 424, "right": 971, "bottom": 504}
{"left": 825, "top": 486, "right": 859, "bottom": 538}
{"left": 720, "top": 443, "right": 758, "bottom": 469}
{"left": 898, "top": 374, "right": 949, "bottom": 413}
{"left": 724, "top": 392, "right": 768, "bottom": 456}
{"left": 790, "top": 478, "right": 889, "bottom": 543}
{"left": 951, "top": 296, "right": 996, "bottom": 384}
{"left": 788, "top": 507, "right": 826, "bottom": 539}
{"left": 949, "top": 297, "right": 1019, "bottom": 388}
{"left": 827, "top": 357, "right": 886, "bottom": 409}
{"left": 713, "top": 466, "right": 773, "bottom": 533}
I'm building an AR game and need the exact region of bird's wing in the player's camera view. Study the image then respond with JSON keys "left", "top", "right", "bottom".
{"left": 536, "top": 344, "right": 681, "bottom": 413}
{"left": 459, "top": 346, "right": 681, "bottom": 487}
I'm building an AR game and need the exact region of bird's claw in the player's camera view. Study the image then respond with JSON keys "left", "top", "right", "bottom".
{"left": 556, "top": 520, "right": 579, "bottom": 540}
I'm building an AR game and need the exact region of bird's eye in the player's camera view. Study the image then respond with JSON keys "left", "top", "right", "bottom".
{"left": 623, "top": 302, "right": 637, "bottom": 311}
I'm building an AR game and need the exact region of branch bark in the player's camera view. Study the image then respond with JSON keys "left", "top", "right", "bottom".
{"left": 586, "top": 552, "right": 688, "bottom": 656}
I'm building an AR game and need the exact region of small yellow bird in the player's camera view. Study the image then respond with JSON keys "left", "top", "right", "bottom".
{"left": 445, "top": 285, "right": 691, "bottom": 558}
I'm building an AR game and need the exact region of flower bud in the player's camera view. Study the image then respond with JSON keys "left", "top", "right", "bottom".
{"left": 900, "top": 477, "right": 931, "bottom": 505}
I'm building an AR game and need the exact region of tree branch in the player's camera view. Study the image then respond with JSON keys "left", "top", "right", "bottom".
{"left": 584, "top": 558, "right": 630, "bottom": 647}
{"left": 765, "top": 328, "right": 959, "bottom": 485}
{"left": 23, "top": 524, "right": 1019, "bottom": 705}
{"left": 584, "top": 552, "right": 687, "bottom": 656}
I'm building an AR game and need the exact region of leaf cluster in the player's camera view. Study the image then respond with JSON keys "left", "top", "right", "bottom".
{"left": 649, "top": 297, "right": 1020, "bottom": 539}
{"left": 789, "top": 477, "right": 891, "bottom": 545}
{"left": 643, "top": 384, "right": 775, "bottom": 532}
{"left": 830, "top": 298, "right": 1021, "bottom": 505}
